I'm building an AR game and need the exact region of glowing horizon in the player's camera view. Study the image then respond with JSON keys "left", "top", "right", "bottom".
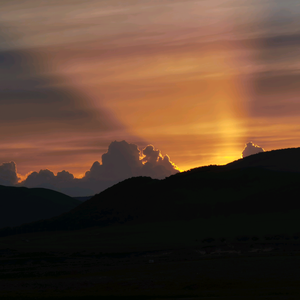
{"left": 0, "top": 0, "right": 300, "bottom": 182}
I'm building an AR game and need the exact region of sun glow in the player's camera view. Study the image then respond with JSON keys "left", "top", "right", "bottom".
{"left": 35, "top": 0, "right": 258, "bottom": 175}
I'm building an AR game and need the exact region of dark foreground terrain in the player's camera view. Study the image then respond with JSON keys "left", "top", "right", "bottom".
{"left": 2, "top": 148, "right": 300, "bottom": 299}
{"left": 1, "top": 225, "right": 300, "bottom": 300}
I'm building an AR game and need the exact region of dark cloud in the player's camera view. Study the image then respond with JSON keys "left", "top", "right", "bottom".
{"left": 84, "top": 141, "right": 180, "bottom": 182}
{"left": 25, "top": 169, "right": 75, "bottom": 187}
{"left": 0, "top": 44, "right": 124, "bottom": 140}
{"left": 0, "top": 26, "right": 144, "bottom": 175}
{"left": 56, "top": 170, "right": 74, "bottom": 181}
{"left": 83, "top": 141, "right": 142, "bottom": 182}
{"left": 0, "top": 161, "right": 20, "bottom": 186}
{"left": 100, "top": 140, "right": 143, "bottom": 180}
{"left": 245, "top": 3, "right": 300, "bottom": 120}
{"left": 24, "top": 169, "right": 56, "bottom": 190}
{"left": 242, "top": 142, "right": 264, "bottom": 158}
{"left": 141, "top": 145, "right": 179, "bottom": 179}
{"left": 19, "top": 140, "right": 179, "bottom": 196}
{"left": 248, "top": 73, "right": 300, "bottom": 118}
{"left": 142, "top": 145, "right": 160, "bottom": 164}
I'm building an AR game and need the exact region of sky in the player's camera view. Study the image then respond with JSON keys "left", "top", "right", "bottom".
{"left": 0, "top": 0, "right": 300, "bottom": 191}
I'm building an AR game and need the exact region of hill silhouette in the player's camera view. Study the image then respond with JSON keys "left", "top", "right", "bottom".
{"left": 73, "top": 196, "right": 94, "bottom": 202}
{"left": 2, "top": 146, "right": 300, "bottom": 239}
{"left": 225, "top": 147, "right": 300, "bottom": 172}
{"left": 0, "top": 185, "right": 81, "bottom": 228}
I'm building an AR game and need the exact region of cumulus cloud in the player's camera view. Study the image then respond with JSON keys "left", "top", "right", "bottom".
{"left": 56, "top": 170, "right": 74, "bottom": 181}
{"left": 84, "top": 141, "right": 179, "bottom": 182}
{"left": 24, "top": 169, "right": 75, "bottom": 189}
{"left": 23, "top": 169, "right": 56, "bottom": 189}
{"left": 141, "top": 145, "right": 179, "bottom": 179}
{"left": 242, "top": 142, "right": 265, "bottom": 158}
{"left": 142, "top": 145, "right": 161, "bottom": 164}
{"left": 84, "top": 140, "right": 143, "bottom": 181}
{"left": 0, "top": 161, "right": 20, "bottom": 186}
{"left": 17, "top": 140, "right": 180, "bottom": 196}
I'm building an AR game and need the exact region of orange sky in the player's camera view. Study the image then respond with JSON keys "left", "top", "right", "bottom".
{"left": 0, "top": 0, "right": 300, "bottom": 179}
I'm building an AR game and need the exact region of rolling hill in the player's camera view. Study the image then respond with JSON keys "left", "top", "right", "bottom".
{"left": 0, "top": 185, "right": 81, "bottom": 228}
{"left": 1, "top": 146, "right": 300, "bottom": 240}
{"left": 226, "top": 146, "right": 300, "bottom": 172}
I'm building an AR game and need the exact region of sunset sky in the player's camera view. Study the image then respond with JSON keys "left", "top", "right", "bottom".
{"left": 0, "top": 0, "right": 300, "bottom": 181}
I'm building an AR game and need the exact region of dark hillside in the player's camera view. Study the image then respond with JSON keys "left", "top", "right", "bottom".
{"left": 0, "top": 185, "right": 81, "bottom": 228}
{"left": 225, "top": 147, "right": 300, "bottom": 172}
{"left": 2, "top": 147, "right": 300, "bottom": 238}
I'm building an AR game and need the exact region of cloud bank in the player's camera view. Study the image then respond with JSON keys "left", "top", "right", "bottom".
{"left": 3, "top": 141, "right": 179, "bottom": 197}
{"left": 242, "top": 142, "right": 265, "bottom": 158}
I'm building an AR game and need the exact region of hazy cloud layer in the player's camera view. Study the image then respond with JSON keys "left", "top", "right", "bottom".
{"left": 249, "top": 73, "right": 300, "bottom": 119}
{"left": 0, "top": 41, "right": 142, "bottom": 176}
{"left": 0, "top": 0, "right": 300, "bottom": 174}
{"left": 0, "top": 48, "right": 122, "bottom": 131}
{"left": 242, "top": 142, "right": 264, "bottom": 158}
{"left": 17, "top": 141, "right": 179, "bottom": 196}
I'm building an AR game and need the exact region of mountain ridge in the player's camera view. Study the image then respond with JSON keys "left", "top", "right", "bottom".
{"left": 1, "top": 146, "right": 300, "bottom": 239}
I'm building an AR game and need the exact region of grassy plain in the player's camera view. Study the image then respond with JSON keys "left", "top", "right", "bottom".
{"left": 1, "top": 218, "right": 300, "bottom": 299}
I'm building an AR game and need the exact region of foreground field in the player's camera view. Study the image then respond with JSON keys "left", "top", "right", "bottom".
{"left": 1, "top": 221, "right": 300, "bottom": 299}
{"left": 1, "top": 214, "right": 300, "bottom": 253}
{"left": 1, "top": 246, "right": 300, "bottom": 299}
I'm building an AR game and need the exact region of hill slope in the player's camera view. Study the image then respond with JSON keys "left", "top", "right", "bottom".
{"left": 0, "top": 185, "right": 81, "bottom": 228}
{"left": 225, "top": 147, "right": 300, "bottom": 172}
{"left": 2, "top": 147, "right": 300, "bottom": 238}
